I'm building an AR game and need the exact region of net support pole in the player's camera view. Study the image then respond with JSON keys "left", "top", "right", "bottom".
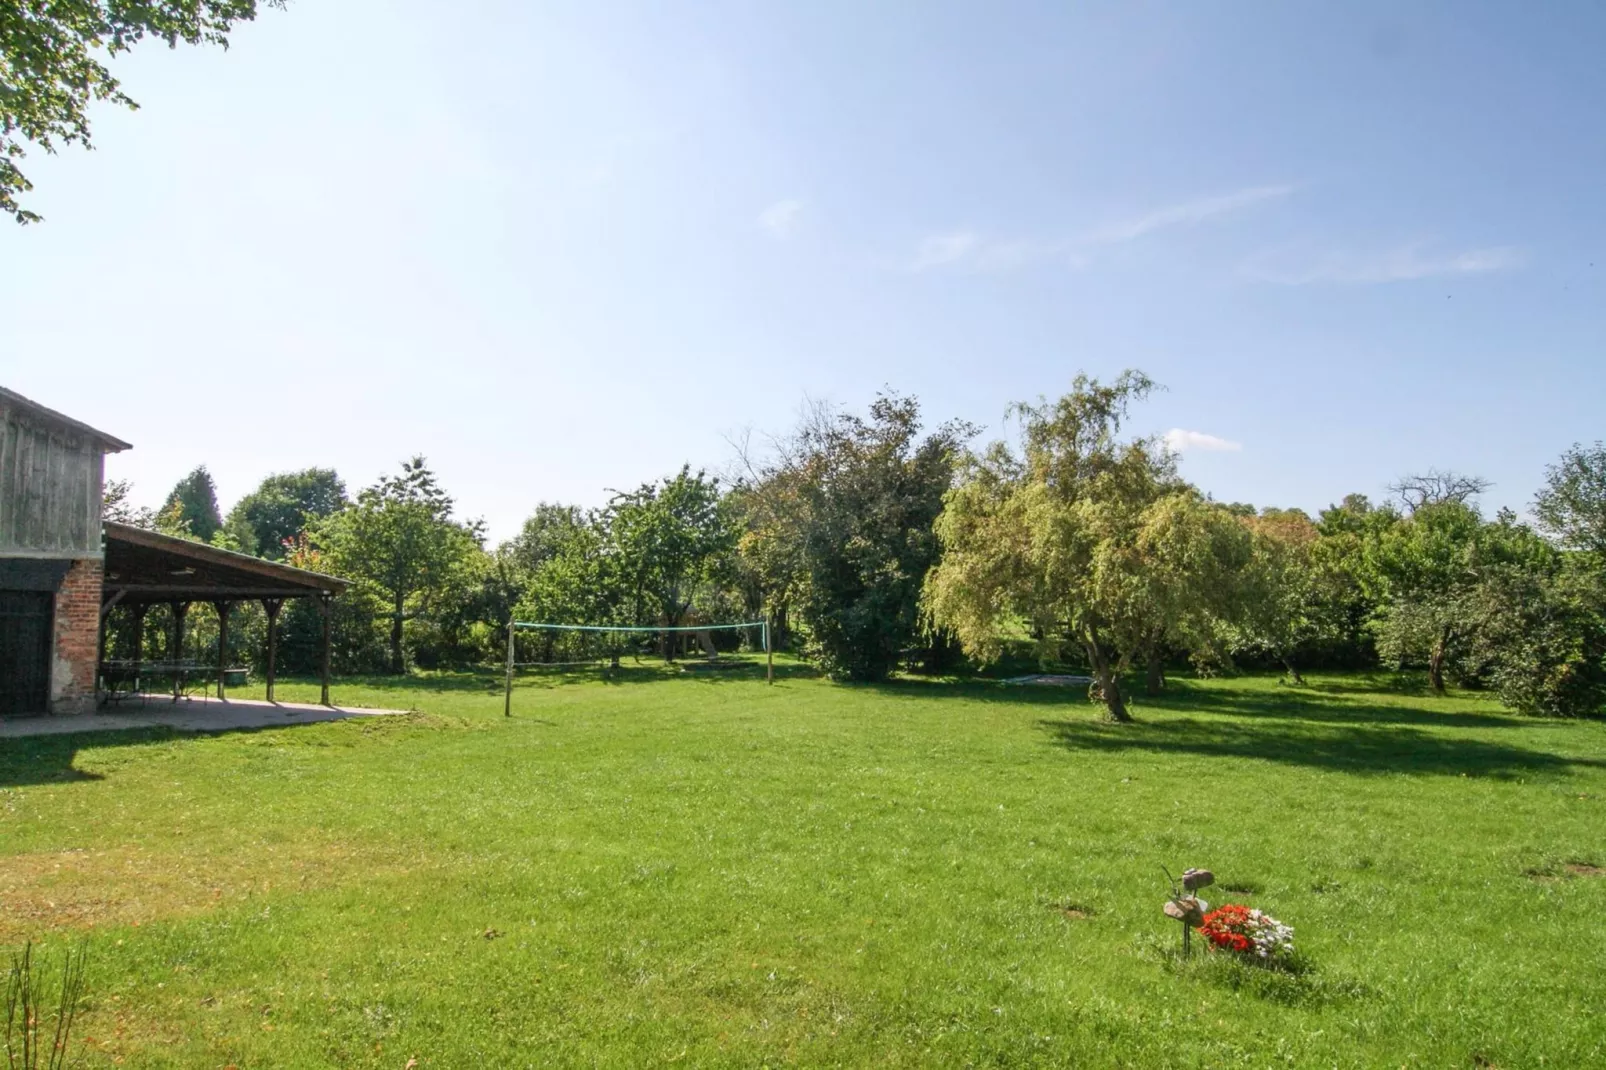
{"left": 504, "top": 619, "right": 515, "bottom": 717}
{"left": 765, "top": 619, "right": 773, "bottom": 685}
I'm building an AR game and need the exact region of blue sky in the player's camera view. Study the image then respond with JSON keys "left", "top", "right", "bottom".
{"left": 3, "top": 0, "right": 1602, "bottom": 541}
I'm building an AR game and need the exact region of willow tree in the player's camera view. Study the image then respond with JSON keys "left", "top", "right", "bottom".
{"left": 924, "top": 371, "right": 1236, "bottom": 722}
{"left": 1231, "top": 510, "right": 1327, "bottom": 685}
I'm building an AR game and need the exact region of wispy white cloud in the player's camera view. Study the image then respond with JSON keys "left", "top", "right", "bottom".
{"left": 905, "top": 231, "right": 1087, "bottom": 273}
{"left": 909, "top": 230, "right": 981, "bottom": 270}
{"left": 1089, "top": 184, "right": 1295, "bottom": 245}
{"left": 900, "top": 183, "right": 1290, "bottom": 273}
{"left": 1164, "top": 428, "right": 1243, "bottom": 453}
{"left": 1242, "top": 243, "right": 1526, "bottom": 285}
{"left": 759, "top": 199, "right": 805, "bottom": 238}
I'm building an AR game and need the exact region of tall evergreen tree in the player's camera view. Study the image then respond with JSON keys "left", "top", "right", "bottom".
{"left": 161, "top": 467, "right": 223, "bottom": 542}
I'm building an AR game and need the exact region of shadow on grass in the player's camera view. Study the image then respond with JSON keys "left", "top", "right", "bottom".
{"left": 1037, "top": 715, "right": 1603, "bottom": 779}
{"left": 860, "top": 674, "right": 1517, "bottom": 730}
{"left": 1137, "top": 680, "right": 1514, "bottom": 730}
{"left": 0, "top": 713, "right": 474, "bottom": 788}
{"left": 0, "top": 735, "right": 107, "bottom": 788}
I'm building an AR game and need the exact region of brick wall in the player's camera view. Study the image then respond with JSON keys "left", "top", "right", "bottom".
{"left": 51, "top": 557, "right": 102, "bottom": 715}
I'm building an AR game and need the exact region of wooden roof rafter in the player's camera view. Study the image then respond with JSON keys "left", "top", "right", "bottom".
{"left": 102, "top": 521, "right": 349, "bottom": 605}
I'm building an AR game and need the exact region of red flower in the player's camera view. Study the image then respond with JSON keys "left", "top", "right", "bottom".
{"left": 1198, "top": 904, "right": 1256, "bottom": 955}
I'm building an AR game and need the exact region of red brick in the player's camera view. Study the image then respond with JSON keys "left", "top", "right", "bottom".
{"left": 51, "top": 557, "right": 102, "bottom": 715}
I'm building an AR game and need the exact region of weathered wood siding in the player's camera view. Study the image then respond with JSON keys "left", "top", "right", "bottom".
{"left": 0, "top": 401, "right": 104, "bottom": 557}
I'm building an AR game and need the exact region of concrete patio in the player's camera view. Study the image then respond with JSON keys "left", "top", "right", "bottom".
{"left": 0, "top": 695, "right": 411, "bottom": 739}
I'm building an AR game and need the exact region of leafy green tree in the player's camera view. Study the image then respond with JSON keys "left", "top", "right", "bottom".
{"left": 1363, "top": 496, "right": 1603, "bottom": 712}
{"left": 223, "top": 468, "right": 347, "bottom": 559}
{"left": 607, "top": 467, "right": 736, "bottom": 656}
{"left": 311, "top": 457, "right": 483, "bottom": 674}
{"left": 1128, "top": 494, "right": 1251, "bottom": 693}
{"left": 1455, "top": 511, "right": 1600, "bottom": 715}
{"left": 1535, "top": 442, "right": 1606, "bottom": 559}
{"left": 512, "top": 511, "right": 632, "bottom": 662}
{"left": 1313, "top": 493, "right": 1399, "bottom": 666}
{"left": 0, "top": 0, "right": 282, "bottom": 223}
{"left": 728, "top": 450, "right": 812, "bottom": 653}
{"left": 277, "top": 535, "right": 389, "bottom": 674}
{"left": 925, "top": 371, "right": 1231, "bottom": 721}
{"left": 1366, "top": 500, "right": 1486, "bottom": 694}
{"left": 509, "top": 503, "right": 587, "bottom": 576}
{"left": 1232, "top": 510, "right": 1327, "bottom": 684}
{"left": 739, "top": 394, "right": 973, "bottom": 681}
{"left": 102, "top": 477, "right": 155, "bottom": 528}
{"left": 161, "top": 466, "right": 223, "bottom": 542}
{"left": 407, "top": 544, "right": 512, "bottom": 669}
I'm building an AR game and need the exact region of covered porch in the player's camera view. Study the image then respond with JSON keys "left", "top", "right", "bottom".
{"left": 99, "top": 522, "right": 349, "bottom": 706}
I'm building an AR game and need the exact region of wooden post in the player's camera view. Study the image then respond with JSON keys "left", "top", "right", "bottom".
{"left": 262, "top": 598, "right": 282, "bottom": 703}
{"left": 131, "top": 603, "right": 148, "bottom": 695}
{"left": 96, "top": 602, "right": 110, "bottom": 706}
{"left": 171, "top": 601, "right": 189, "bottom": 702}
{"left": 318, "top": 594, "right": 332, "bottom": 707}
{"left": 504, "top": 620, "right": 515, "bottom": 717}
{"left": 213, "top": 600, "right": 232, "bottom": 700}
{"left": 765, "top": 619, "right": 773, "bottom": 685}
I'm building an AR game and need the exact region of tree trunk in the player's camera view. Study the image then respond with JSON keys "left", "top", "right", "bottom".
{"left": 663, "top": 606, "right": 680, "bottom": 662}
{"left": 773, "top": 604, "right": 789, "bottom": 651}
{"left": 1144, "top": 647, "right": 1165, "bottom": 696}
{"left": 1428, "top": 629, "right": 1449, "bottom": 695}
{"left": 1281, "top": 655, "right": 1305, "bottom": 686}
{"left": 1085, "top": 636, "right": 1132, "bottom": 723}
{"left": 390, "top": 595, "right": 406, "bottom": 675}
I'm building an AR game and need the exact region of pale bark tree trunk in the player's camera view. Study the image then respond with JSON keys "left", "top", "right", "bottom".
{"left": 1428, "top": 627, "right": 1450, "bottom": 695}
{"left": 1085, "top": 633, "right": 1132, "bottom": 723}
{"left": 390, "top": 594, "right": 406, "bottom": 675}
{"left": 1281, "top": 655, "right": 1305, "bottom": 686}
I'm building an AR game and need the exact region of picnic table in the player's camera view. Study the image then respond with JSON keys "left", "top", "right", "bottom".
{"left": 100, "top": 660, "right": 249, "bottom": 702}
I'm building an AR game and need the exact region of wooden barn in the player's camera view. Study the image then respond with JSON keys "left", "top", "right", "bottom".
{"left": 0, "top": 387, "right": 129, "bottom": 716}
{"left": 1, "top": 387, "right": 346, "bottom": 717}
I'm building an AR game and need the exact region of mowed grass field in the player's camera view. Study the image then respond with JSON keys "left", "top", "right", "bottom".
{"left": 3, "top": 661, "right": 1605, "bottom": 1068}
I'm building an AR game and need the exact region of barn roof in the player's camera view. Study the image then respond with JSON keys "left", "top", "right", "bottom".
{"left": 103, "top": 522, "right": 348, "bottom": 604}
{"left": 0, "top": 386, "right": 132, "bottom": 453}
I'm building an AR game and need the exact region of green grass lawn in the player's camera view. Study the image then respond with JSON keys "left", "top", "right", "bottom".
{"left": 3, "top": 661, "right": 1604, "bottom": 1067}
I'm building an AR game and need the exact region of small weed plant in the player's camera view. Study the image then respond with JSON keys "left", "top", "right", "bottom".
{"left": 4, "top": 941, "right": 88, "bottom": 1070}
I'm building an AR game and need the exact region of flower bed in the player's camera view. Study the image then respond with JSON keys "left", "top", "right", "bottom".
{"left": 1197, "top": 904, "right": 1295, "bottom": 962}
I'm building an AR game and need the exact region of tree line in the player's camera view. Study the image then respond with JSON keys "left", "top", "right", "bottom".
{"left": 103, "top": 372, "right": 1606, "bottom": 719}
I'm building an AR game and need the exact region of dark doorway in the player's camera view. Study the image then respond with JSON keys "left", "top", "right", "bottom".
{"left": 0, "top": 591, "right": 53, "bottom": 715}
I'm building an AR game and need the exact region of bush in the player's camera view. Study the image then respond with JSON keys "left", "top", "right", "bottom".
{"left": 277, "top": 589, "right": 389, "bottom": 675}
{"left": 1472, "top": 557, "right": 1606, "bottom": 718}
